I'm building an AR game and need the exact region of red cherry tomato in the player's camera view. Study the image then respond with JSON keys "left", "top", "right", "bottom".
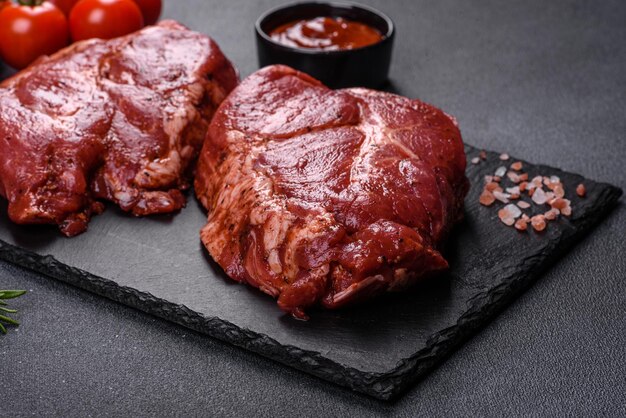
{"left": 69, "top": 0, "right": 144, "bottom": 42}
{"left": 48, "top": 0, "right": 80, "bottom": 15}
{"left": 0, "top": 1, "right": 69, "bottom": 69}
{"left": 132, "top": 0, "right": 160, "bottom": 25}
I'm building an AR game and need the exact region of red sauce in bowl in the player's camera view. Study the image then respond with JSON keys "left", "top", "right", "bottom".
{"left": 269, "top": 16, "right": 383, "bottom": 51}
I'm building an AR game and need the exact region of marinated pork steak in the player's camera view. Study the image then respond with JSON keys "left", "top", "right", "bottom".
{"left": 195, "top": 65, "right": 469, "bottom": 319}
{"left": 0, "top": 21, "right": 237, "bottom": 236}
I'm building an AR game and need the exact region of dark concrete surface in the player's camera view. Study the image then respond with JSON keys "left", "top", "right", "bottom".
{"left": 1, "top": 0, "right": 625, "bottom": 416}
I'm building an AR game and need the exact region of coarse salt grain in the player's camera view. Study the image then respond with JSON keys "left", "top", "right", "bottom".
{"left": 544, "top": 208, "right": 559, "bottom": 220}
{"left": 517, "top": 201, "right": 531, "bottom": 209}
{"left": 506, "top": 186, "right": 520, "bottom": 195}
{"left": 506, "top": 186, "right": 520, "bottom": 200}
{"left": 504, "top": 204, "right": 522, "bottom": 218}
{"left": 514, "top": 219, "right": 528, "bottom": 231}
{"left": 532, "top": 187, "right": 548, "bottom": 205}
{"left": 499, "top": 153, "right": 510, "bottom": 161}
{"left": 493, "top": 190, "right": 510, "bottom": 203}
{"left": 576, "top": 183, "right": 586, "bottom": 197}
{"left": 495, "top": 166, "right": 507, "bottom": 177}
{"left": 479, "top": 190, "right": 496, "bottom": 206}
{"left": 550, "top": 198, "right": 567, "bottom": 210}
{"left": 551, "top": 198, "right": 572, "bottom": 216}
{"left": 531, "top": 215, "right": 547, "bottom": 232}
{"left": 510, "top": 161, "right": 523, "bottom": 171}
{"left": 471, "top": 157, "right": 480, "bottom": 164}
{"left": 500, "top": 217, "right": 515, "bottom": 226}
{"left": 498, "top": 210, "right": 515, "bottom": 226}
{"left": 507, "top": 171, "right": 520, "bottom": 183}
{"left": 486, "top": 182, "right": 502, "bottom": 192}
{"left": 553, "top": 184, "right": 565, "bottom": 198}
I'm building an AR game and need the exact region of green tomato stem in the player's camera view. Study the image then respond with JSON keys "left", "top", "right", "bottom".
{"left": 18, "top": 0, "right": 45, "bottom": 7}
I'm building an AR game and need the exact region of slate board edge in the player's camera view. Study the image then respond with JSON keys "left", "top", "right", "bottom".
{"left": 383, "top": 182, "right": 622, "bottom": 400}
{"left": 0, "top": 160, "right": 621, "bottom": 402}
{"left": 0, "top": 239, "right": 395, "bottom": 399}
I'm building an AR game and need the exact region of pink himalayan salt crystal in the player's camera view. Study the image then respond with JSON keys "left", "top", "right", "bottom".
{"left": 504, "top": 204, "right": 522, "bottom": 218}
{"left": 493, "top": 190, "right": 511, "bottom": 203}
{"left": 519, "top": 182, "right": 529, "bottom": 192}
{"left": 532, "top": 187, "right": 548, "bottom": 205}
{"left": 550, "top": 198, "right": 572, "bottom": 216}
{"left": 498, "top": 213, "right": 515, "bottom": 226}
{"left": 507, "top": 171, "right": 521, "bottom": 183}
{"left": 544, "top": 208, "right": 559, "bottom": 220}
{"left": 479, "top": 190, "right": 496, "bottom": 206}
{"left": 486, "top": 182, "right": 501, "bottom": 192}
{"left": 514, "top": 218, "right": 528, "bottom": 231}
{"left": 506, "top": 186, "right": 520, "bottom": 195}
{"left": 531, "top": 176, "right": 543, "bottom": 188}
{"left": 498, "top": 204, "right": 522, "bottom": 227}
{"left": 531, "top": 215, "right": 547, "bottom": 232}
{"left": 553, "top": 184, "right": 565, "bottom": 198}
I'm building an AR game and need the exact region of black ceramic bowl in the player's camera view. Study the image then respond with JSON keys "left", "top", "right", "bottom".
{"left": 255, "top": 2, "right": 395, "bottom": 89}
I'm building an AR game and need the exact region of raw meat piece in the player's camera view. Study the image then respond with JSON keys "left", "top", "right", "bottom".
{"left": 0, "top": 21, "right": 237, "bottom": 236}
{"left": 195, "top": 65, "right": 468, "bottom": 318}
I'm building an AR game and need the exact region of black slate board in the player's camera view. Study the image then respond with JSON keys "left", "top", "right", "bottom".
{"left": 0, "top": 145, "right": 621, "bottom": 400}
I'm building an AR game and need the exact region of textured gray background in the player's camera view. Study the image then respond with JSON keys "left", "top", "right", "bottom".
{"left": 1, "top": 0, "right": 625, "bottom": 416}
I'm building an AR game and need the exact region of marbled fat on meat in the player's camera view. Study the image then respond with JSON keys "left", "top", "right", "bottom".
{"left": 195, "top": 65, "right": 469, "bottom": 319}
{"left": 0, "top": 21, "right": 237, "bottom": 236}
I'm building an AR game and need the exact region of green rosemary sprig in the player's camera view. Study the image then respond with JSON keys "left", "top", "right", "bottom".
{"left": 0, "top": 290, "right": 27, "bottom": 334}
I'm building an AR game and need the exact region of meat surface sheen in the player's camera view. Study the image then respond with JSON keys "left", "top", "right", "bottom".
{"left": 0, "top": 20, "right": 237, "bottom": 236}
{"left": 195, "top": 65, "right": 469, "bottom": 319}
